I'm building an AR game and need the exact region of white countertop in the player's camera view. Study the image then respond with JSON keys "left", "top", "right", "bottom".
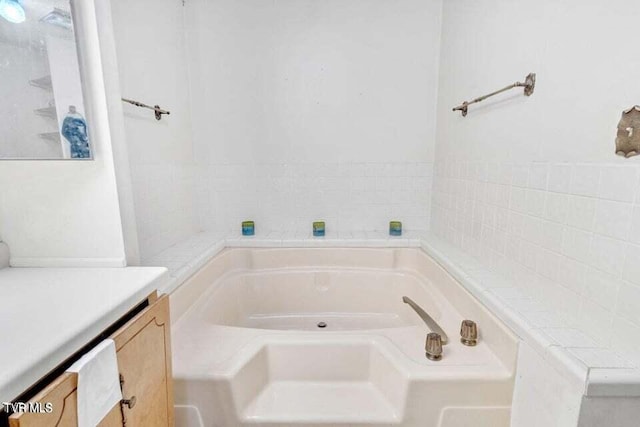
{"left": 0, "top": 267, "right": 167, "bottom": 404}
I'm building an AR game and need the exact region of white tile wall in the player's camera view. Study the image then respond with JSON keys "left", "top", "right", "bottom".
{"left": 184, "top": 0, "right": 441, "bottom": 242}
{"left": 432, "top": 6, "right": 640, "bottom": 404}
{"left": 132, "top": 163, "right": 197, "bottom": 262}
{"left": 431, "top": 160, "right": 640, "bottom": 364}
{"left": 197, "top": 162, "right": 433, "bottom": 235}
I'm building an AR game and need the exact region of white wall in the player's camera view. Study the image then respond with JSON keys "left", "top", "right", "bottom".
{"left": 92, "top": 0, "right": 141, "bottom": 266}
{"left": 0, "top": 0, "right": 127, "bottom": 267}
{"left": 431, "top": 0, "right": 640, "bottom": 424}
{"left": 186, "top": 0, "right": 442, "bottom": 233}
{"left": 109, "top": 0, "right": 198, "bottom": 261}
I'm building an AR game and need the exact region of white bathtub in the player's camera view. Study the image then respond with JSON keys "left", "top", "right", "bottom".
{"left": 170, "top": 248, "right": 518, "bottom": 427}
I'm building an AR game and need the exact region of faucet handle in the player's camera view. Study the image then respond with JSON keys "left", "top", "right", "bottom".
{"left": 425, "top": 332, "right": 443, "bottom": 361}
{"left": 460, "top": 320, "right": 478, "bottom": 346}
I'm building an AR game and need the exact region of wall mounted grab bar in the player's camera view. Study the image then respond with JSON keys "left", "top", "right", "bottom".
{"left": 402, "top": 296, "right": 449, "bottom": 345}
{"left": 452, "top": 72, "right": 536, "bottom": 117}
{"left": 122, "top": 98, "right": 170, "bottom": 121}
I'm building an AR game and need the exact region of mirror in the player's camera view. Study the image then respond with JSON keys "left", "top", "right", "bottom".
{"left": 0, "top": 0, "right": 92, "bottom": 159}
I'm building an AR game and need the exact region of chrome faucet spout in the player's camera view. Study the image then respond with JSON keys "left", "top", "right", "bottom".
{"left": 402, "top": 296, "right": 449, "bottom": 345}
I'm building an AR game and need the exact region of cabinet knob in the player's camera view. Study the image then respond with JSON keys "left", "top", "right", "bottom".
{"left": 122, "top": 395, "right": 137, "bottom": 409}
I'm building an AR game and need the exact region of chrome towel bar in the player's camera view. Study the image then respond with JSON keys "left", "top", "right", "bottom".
{"left": 453, "top": 72, "right": 536, "bottom": 117}
{"left": 122, "top": 98, "right": 170, "bottom": 121}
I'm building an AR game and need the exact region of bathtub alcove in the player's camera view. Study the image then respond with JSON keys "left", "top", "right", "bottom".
{"left": 170, "top": 248, "right": 518, "bottom": 427}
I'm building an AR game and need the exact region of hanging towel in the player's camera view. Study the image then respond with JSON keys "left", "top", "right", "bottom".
{"left": 67, "top": 339, "right": 122, "bottom": 427}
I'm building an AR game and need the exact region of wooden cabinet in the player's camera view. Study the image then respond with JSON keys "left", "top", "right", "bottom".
{"left": 112, "top": 294, "right": 173, "bottom": 427}
{"left": 9, "top": 293, "right": 174, "bottom": 427}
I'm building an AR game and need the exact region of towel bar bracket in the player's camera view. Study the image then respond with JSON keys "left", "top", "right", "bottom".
{"left": 523, "top": 72, "right": 536, "bottom": 96}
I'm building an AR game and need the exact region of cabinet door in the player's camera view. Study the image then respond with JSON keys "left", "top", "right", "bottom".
{"left": 7, "top": 373, "right": 122, "bottom": 427}
{"left": 9, "top": 293, "right": 174, "bottom": 427}
{"left": 111, "top": 294, "right": 174, "bottom": 427}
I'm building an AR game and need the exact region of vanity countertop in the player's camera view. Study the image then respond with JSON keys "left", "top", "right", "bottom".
{"left": 0, "top": 266, "right": 167, "bottom": 404}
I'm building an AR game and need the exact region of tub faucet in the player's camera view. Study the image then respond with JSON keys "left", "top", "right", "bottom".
{"left": 402, "top": 296, "right": 449, "bottom": 345}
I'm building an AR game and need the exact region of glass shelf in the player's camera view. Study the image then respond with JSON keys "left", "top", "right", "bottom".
{"left": 38, "top": 132, "right": 61, "bottom": 143}
{"left": 29, "top": 75, "right": 52, "bottom": 90}
{"left": 34, "top": 106, "right": 57, "bottom": 119}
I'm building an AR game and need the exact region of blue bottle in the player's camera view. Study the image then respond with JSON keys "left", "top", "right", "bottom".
{"left": 61, "top": 105, "right": 91, "bottom": 159}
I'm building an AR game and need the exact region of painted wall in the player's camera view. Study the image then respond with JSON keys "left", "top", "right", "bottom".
{"left": 110, "top": 0, "right": 198, "bottom": 261}
{"left": 0, "top": 0, "right": 127, "bottom": 267}
{"left": 431, "top": 0, "right": 640, "bottom": 424}
{"left": 185, "top": 0, "right": 442, "bottom": 233}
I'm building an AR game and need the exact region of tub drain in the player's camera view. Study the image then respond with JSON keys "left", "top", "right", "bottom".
{"left": 317, "top": 321, "right": 327, "bottom": 328}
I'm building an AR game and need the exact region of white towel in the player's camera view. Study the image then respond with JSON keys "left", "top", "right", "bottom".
{"left": 67, "top": 339, "right": 123, "bottom": 427}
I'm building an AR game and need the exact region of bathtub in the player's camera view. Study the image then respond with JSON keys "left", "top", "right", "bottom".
{"left": 170, "top": 248, "right": 518, "bottom": 427}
